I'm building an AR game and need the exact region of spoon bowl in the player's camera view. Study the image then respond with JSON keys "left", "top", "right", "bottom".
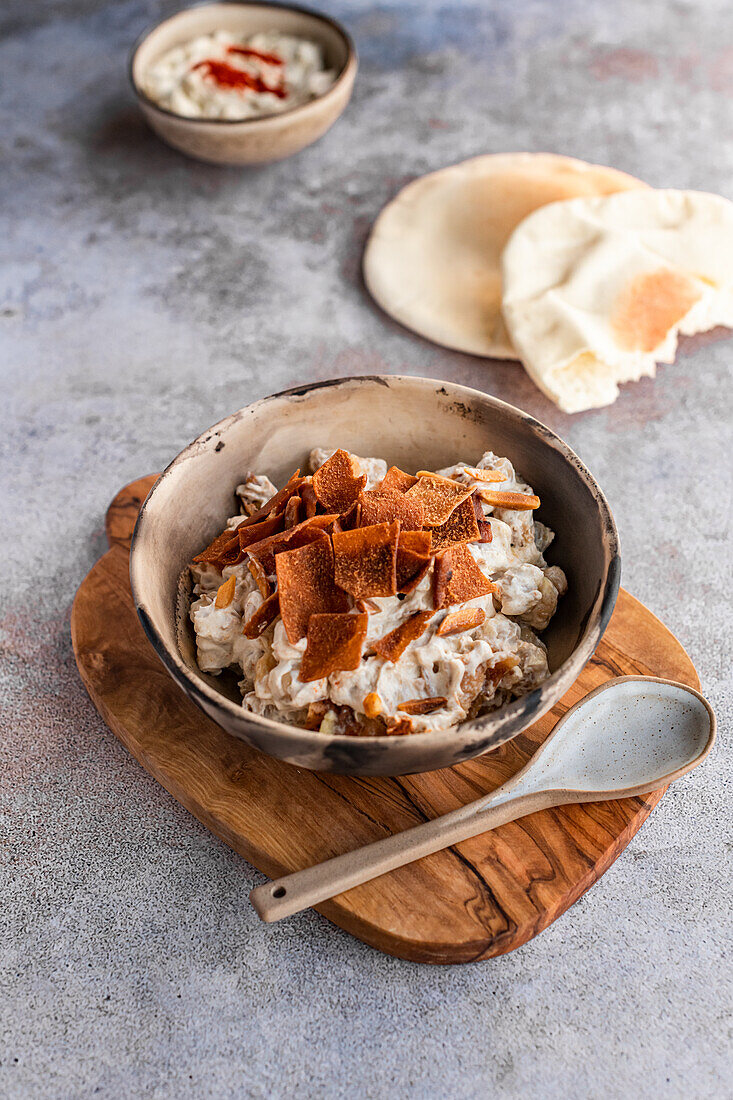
{"left": 251, "top": 677, "right": 716, "bottom": 922}
{"left": 509, "top": 676, "right": 716, "bottom": 798}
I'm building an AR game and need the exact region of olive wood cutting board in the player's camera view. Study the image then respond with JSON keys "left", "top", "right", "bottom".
{"left": 71, "top": 476, "right": 699, "bottom": 964}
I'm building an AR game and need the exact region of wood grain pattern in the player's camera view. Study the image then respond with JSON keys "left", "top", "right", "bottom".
{"left": 71, "top": 477, "right": 700, "bottom": 964}
{"left": 105, "top": 474, "right": 158, "bottom": 550}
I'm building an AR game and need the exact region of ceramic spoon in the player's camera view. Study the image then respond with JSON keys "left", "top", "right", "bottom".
{"left": 250, "top": 677, "right": 716, "bottom": 923}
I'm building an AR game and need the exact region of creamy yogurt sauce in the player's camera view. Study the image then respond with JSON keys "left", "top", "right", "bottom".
{"left": 143, "top": 30, "right": 337, "bottom": 121}
{"left": 189, "top": 450, "right": 567, "bottom": 735}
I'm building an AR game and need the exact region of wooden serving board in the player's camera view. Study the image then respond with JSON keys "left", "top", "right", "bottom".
{"left": 71, "top": 477, "right": 699, "bottom": 964}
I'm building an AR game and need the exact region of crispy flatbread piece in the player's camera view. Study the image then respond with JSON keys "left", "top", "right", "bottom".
{"left": 364, "top": 153, "right": 645, "bottom": 359}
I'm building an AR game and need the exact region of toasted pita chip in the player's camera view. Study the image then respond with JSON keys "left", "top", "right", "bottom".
{"left": 397, "top": 696, "right": 447, "bottom": 715}
{"left": 275, "top": 539, "right": 349, "bottom": 643}
{"left": 373, "top": 610, "right": 432, "bottom": 662}
{"left": 214, "top": 574, "right": 237, "bottom": 609}
{"left": 436, "top": 607, "right": 486, "bottom": 636}
{"left": 242, "top": 591, "right": 280, "bottom": 639}
{"left": 299, "top": 612, "right": 369, "bottom": 682}
{"left": 433, "top": 545, "right": 496, "bottom": 609}
{"left": 193, "top": 528, "right": 242, "bottom": 571}
{"left": 471, "top": 494, "right": 494, "bottom": 543}
{"left": 238, "top": 470, "right": 304, "bottom": 528}
{"left": 299, "top": 480, "right": 318, "bottom": 519}
{"left": 429, "top": 495, "right": 481, "bottom": 553}
{"left": 359, "top": 489, "right": 425, "bottom": 530}
{"left": 404, "top": 473, "right": 474, "bottom": 526}
{"left": 399, "top": 529, "right": 432, "bottom": 555}
{"left": 333, "top": 521, "right": 399, "bottom": 600}
{"left": 379, "top": 466, "right": 418, "bottom": 493}
{"left": 477, "top": 489, "right": 539, "bottom": 510}
{"left": 247, "top": 557, "right": 271, "bottom": 598}
{"left": 237, "top": 511, "right": 285, "bottom": 550}
{"left": 312, "top": 449, "right": 367, "bottom": 512}
{"left": 332, "top": 500, "right": 362, "bottom": 534}
{"left": 247, "top": 514, "right": 337, "bottom": 573}
{"left": 396, "top": 529, "right": 433, "bottom": 593}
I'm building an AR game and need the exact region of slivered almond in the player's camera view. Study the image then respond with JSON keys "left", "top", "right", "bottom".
{"left": 477, "top": 489, "right": 540, "bottom": 510}
{"left": 397, "top": 696, "right": 447, "bottom": 715}
{"left": 214, "top": 574, "right": 236, "bottom": 609}
{"left": 462, "top": 466, "right": 506, "bottom": 482}
{"left": 363, "top": 692, "right": 383, "bottom": 719}
{"left": 247, "top": 557, "right": 271, "bottom": 599}
{"left": 436, "top": 607, "right": 486, "bottom": 636}
{"left": 356, "top": 598, "right": 381, "bottom": 613}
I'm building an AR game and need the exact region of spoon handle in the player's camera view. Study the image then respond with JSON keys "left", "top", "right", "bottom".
{"left": 249, "top": 786, "right": 552, "bottom": 922}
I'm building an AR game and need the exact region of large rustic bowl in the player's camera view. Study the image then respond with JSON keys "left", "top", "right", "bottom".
{"left": 129, "top": 377, "right": 620, "bottom": 775}
{"left": 129, "top": 2, "right": 357, "bottom": 165}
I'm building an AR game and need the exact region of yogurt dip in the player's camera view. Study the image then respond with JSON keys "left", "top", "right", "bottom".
{"left": 189, "top": 449, "right": 567, "bottom": 736}
{"left": 142, "top": 30, "right": 337, "bottom": 120}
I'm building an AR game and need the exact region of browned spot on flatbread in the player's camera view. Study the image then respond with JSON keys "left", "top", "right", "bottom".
{"left": 611, "top": 268, "right": 702, "bottom": 352}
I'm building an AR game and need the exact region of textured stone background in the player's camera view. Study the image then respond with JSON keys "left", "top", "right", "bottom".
{"left": 2, "top": 0, "right": 732, "bottom": 1096}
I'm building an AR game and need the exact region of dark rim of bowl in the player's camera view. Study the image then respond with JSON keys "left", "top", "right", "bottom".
{"left": 128, "top": 0, "right": 357, "bottom": 127}
{"left": 129, "top": 375, "right": 621, "bottom": 754}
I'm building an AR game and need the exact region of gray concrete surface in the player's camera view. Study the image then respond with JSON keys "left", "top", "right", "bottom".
{"left": 2, "top": 0, "right": 732, "bottom": 1096}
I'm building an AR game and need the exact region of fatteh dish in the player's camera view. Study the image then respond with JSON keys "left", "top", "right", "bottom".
{"left": 188, "top": 448, "right": 567, "bottom": 736}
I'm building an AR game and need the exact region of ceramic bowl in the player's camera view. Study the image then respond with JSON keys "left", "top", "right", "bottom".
{"left": 129, "top": 2, "right": 357, "bottom": 165}
{"left": 129, "top": 376, "right": 620, "bottom": 775}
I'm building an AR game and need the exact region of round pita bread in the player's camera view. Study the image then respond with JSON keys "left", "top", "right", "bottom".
{"left": 363, "top": 153, "right": 646, "bottom": 360}
{"left": 501, "top": 188, "right": 733, "bottom": 412}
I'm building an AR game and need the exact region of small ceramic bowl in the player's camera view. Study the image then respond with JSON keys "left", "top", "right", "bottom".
{"left": 129, "top": 2, "right": 357, "bottom": 165}
{"left": 130, "top": 377, "right": 620, "bottom": 775}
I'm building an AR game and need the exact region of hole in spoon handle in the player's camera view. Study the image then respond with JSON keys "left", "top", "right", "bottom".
{"left": 250, "top": 789, "right": 548, "bottom": 922}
